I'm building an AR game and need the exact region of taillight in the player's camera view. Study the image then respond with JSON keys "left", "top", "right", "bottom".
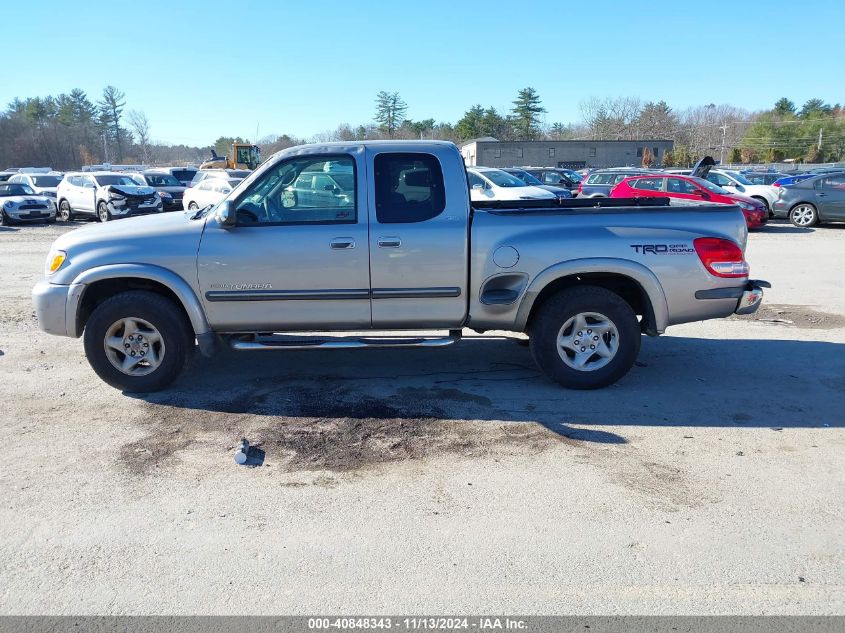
{"left": 772, "top": 182, "right": 781, "bottom": 187}
{"left": 693, "top": 237, "right": 749, "bottom": 278}
{"left": 578, "top": 180, "right": 584, "bottom": 193}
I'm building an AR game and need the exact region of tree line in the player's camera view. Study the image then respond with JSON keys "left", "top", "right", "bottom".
{"left": 0, "top": 86, "right": 209, "bottom": 170}
{"left": 2, "top": 85, "right": 842, "bottom": 171}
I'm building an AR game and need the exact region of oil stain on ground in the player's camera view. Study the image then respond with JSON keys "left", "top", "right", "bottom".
{"left": 120, "top": 382, "right": 562, "bottom": 476}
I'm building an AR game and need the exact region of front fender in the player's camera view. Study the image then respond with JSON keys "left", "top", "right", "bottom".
{"left": 513, "top": 257, "right": 669, "bottom": 334}
{"left": 67, "top": 263, "right": 210, "bottom": 337}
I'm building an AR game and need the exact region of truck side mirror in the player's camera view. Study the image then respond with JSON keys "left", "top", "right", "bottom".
{"left": 471, "top": 183, "right": 483, "bottom": 191}
{"left": 218, "top": 200, "right": 237, "bottom": 228}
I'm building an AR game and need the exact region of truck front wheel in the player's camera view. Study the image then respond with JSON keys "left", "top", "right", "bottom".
{"left": 83, "top": 291, "right": 193, "bottom": 392}
{"left": 529, "top": 286, "right": 640, "bottom": 389}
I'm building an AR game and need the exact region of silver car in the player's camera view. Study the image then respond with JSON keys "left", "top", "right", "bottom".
{"left": 0, "top": 183, "right": 56, "bottom": 225}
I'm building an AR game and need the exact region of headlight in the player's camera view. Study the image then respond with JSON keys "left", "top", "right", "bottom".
{"left": 738, "top": 202, "right": 754, "bottom": 210}
{"left": 158, "top": 191, "right": 172, "bottom": 199}
{"left": 3, "top": 201, "right": 13, "bottom": 209}
{"left": 45, "top": 249, "right": 67, "bottom": 275}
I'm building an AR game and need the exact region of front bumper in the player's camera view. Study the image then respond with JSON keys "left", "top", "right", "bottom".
{"left": 108, "top": 202, "right": 164, "bottom": 217}
{"left": 32, "top": 280, "right": 73, "bottom": 337}
{"left": 3, "top": 207, "right": 56, "bottom": 222}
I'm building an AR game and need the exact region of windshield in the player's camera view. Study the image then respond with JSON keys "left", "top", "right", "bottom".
{"left": 724, "top": 170, "right": 752, "bottom": 185}
{"left": 691, "top": 177, "right": 729, "bottom": 194}
{"left": 479, "top": 169, "right": 528, "bottom": 188}
{"left": 94, "top": 174, "right": 144, "bottom": 187}
{"left": 144, "top": 173, "right": 182, "bottom": 187}
{"left": 32, "top": 175, "right": 62, "bottom": 187}
{"left": 508, "top": 170, "right": 544, "bottom": 186}
{"left": 0, "top": 184, "right": 36, "bottom": 196}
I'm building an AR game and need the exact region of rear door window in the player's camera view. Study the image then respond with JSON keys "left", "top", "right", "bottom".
{"left": 667, "top": 178, "right": 697, "bottom": 194}
{"left": 632, "top": 178, "right": 662, "bottom": 191}
{"left": 374, "top": 153, "right": 445, "bottom": 223}
{"left": 821, "top": 175, "right": 845, "bottom": 190}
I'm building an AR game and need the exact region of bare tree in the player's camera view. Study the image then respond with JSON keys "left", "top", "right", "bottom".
{"left": 127, "top": 110, "right": 151, "bottom": 164}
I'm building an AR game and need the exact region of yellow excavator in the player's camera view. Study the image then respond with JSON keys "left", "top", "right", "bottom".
{"left": 200, "top": 142, "right": 261, "bottom": 170}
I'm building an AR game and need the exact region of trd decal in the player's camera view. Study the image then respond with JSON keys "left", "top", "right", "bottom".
{"left": 631, "top": 244, "right": 695, "bottom": 254}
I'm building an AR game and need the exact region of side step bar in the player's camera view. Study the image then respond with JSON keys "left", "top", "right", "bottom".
{"left": 229, "top": 330, "right": 462, "bottom": 351}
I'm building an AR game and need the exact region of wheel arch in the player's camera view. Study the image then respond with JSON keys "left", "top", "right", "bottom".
{"left": 67, "top": 264, "right": 210, "bottom": 338}
{"left": 515, "top": 259, "right": 669, "bottom": 336}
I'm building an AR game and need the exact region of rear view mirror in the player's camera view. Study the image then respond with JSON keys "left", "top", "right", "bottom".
{"left": 471, "top": 183, "right": 484, "bottom": 191}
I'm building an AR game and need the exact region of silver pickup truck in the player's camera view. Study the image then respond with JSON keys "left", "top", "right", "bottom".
{"left": 32, "top": 141, "right": 767, "bottom": 392}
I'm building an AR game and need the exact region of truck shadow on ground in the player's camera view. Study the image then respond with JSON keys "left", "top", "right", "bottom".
{"left": 121, "top": 335, "right": 845, "bottom": 474}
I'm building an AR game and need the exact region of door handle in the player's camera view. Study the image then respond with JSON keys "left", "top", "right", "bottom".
{"left": 817, "top": 193, "right": 826, "bottom": 197}
{"left": 330, "top": 238, "right": 355, "bottom": 249}
{"left": 378, "top": 237, "right": 402, "bottom": 248}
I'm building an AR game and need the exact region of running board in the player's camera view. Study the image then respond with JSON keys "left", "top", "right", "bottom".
{"left": 229, "top": 330, "right": 462, "bottom": 351}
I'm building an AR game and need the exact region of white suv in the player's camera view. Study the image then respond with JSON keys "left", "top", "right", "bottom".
{"left": 56, "top": 172, "right": 163, "bottom": 222}
{"left": 7, "top": 172, "right": 63, "bottom": 206}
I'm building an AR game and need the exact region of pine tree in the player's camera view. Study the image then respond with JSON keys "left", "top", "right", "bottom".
{"left": 510, "top": 87, "right": 546, "bottom": 141}
{"left": 374, "top": 91, "right": 408, "bottom": 138}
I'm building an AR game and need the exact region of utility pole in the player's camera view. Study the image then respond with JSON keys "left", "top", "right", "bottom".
{"left": 102, "top": 131, "right": 109, "bottom": 163}
{"left": 719, "top": 120, "right": 729, "bottom": 165}
{"left": 818, "top": 128, "right": 823, "bottom": 152}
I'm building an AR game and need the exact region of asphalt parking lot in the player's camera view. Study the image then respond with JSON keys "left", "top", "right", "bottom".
{"left": 0, "top": 219, "right": 843, "bottom": 615}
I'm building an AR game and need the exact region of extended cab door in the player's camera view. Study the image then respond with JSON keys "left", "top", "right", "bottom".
{"left": 196, "top": 149, "right": 371, "bottom": 331}
{"left": 366, "top": 146, "right": 469, "bottom": 328}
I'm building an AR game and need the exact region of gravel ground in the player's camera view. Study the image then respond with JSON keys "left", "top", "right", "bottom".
{"left": 0, "top": 219, "right": 843, "bottom": 615}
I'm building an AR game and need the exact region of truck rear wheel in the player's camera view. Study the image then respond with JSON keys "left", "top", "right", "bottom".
{"left": 529, "top": 286, "right": 640, "bottom": 389}
{"left": 83, "top": 290, "right": 193, "bottom": 392}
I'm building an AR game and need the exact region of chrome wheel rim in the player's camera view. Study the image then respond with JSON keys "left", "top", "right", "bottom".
{"left": 103, "top": 317, "right": 165, "bottom": 376}
{"left": 791, "top": 205, "right": 815, "bottom": 226}
{"left": 188, "top": 202, "right": 198, "bottom": 210}
{"left": 556, "top": 311, "right": 619, "bottom": 371}
{"left": 59, "top": 202, "right": 70, "bottom": 220}
{"left": 98, "top": 205, "right": 109, "bottom": 222}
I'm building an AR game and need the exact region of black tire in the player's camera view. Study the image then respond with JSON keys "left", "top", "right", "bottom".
{"left": 0, "top": 211, "right": 7, "bottom": 226}
{"left": 751, "top": 196, "right": 769, "bottom": 211}
{"left": 789, "top": 203, "right": 819, "bottom": 228}
{"left": 529, "top": 285, "right": 641, "bottom": 390}
{"left": 187, "top": 201, "right": 198, "bottom": 211}
{"left": 58, "top": 199, "right": 74, "bottom": 221}
{"left": 83, "top": 291, "right": 193, "bottom": 392}
{"left": 97, "top": 201, "right": 112, "bottom": 222}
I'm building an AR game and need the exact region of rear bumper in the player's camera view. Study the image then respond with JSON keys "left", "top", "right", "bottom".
{"left": 694, "top": 279, "right": 770, "bottom": 315}
{"left": 771, "top": 200, "right": 790, "bottom": 218}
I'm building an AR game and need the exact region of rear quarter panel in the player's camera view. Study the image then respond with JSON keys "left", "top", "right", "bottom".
{"left": 469, "top": 205, "right": 749, "bottom": 332}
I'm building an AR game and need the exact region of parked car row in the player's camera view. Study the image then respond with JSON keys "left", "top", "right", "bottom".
{"left": 467, "top": 156, "right": 845, "bottom": 230}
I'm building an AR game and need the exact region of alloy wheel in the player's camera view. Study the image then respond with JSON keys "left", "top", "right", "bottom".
{"left": 556, "top": 311, "right": 619, "bottom": 371}
{"left": 103, "top": 317, "right": 166, "bottom": 376}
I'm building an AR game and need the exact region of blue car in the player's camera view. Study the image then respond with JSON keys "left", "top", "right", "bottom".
{"left": 773, "top": 174, "right": 814, "bottom": 188}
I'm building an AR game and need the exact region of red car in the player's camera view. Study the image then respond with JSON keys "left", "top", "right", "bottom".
{"left": 610, "top": 174, "right": 768, "bottom": 229}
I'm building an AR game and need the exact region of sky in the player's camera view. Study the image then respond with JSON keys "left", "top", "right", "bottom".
{"left": 3, "top": 0, "right": 843, "bottom": 147}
